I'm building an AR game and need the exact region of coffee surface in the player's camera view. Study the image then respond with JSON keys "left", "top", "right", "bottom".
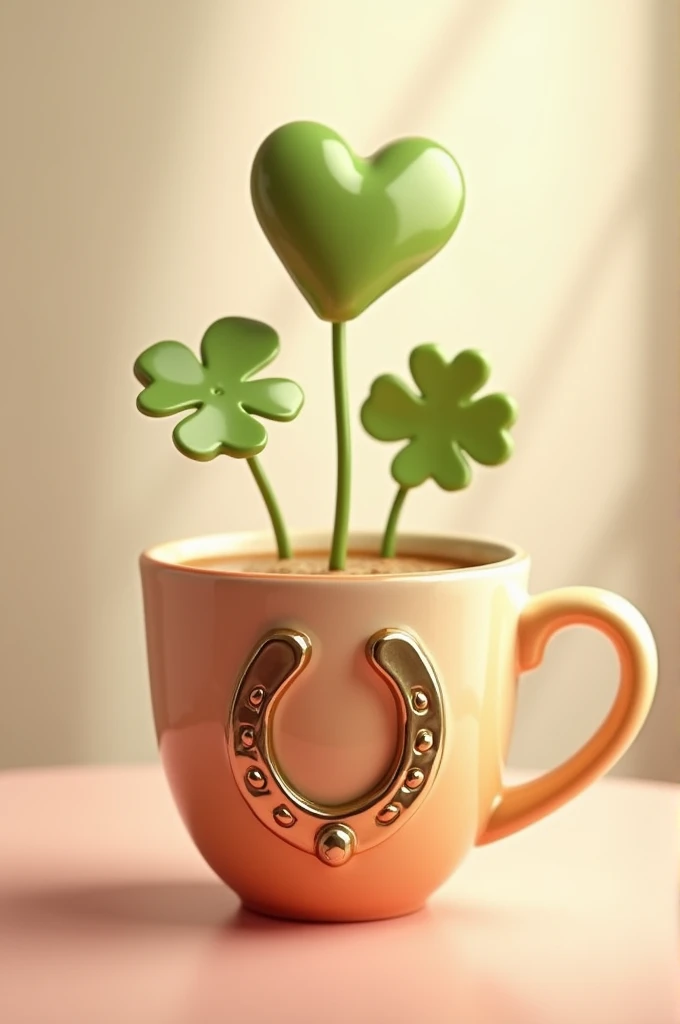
{"left": 187, "top": 552, "right": 467, "bottom": 576}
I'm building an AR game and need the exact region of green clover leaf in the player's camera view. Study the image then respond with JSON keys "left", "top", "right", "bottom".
{"left": 361, "top": 346, "right": 517, "bottom": 491}
{"left": 134, "top": 317, "right": 304, "bottom": 460}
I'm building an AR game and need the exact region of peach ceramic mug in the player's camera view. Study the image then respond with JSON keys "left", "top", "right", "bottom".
{"left": 140, "top": 531, "right": 657, "bottom": 922}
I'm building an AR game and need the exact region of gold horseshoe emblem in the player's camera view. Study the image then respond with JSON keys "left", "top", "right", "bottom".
{"left": 226, "top": 628, "right": 445, "bottom": 867}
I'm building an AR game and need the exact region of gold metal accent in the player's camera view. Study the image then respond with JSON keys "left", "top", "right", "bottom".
{"left": 315, "top": 823, "right": 356, "bottom": 866}
{"left": 227, "top": 627, "right": 444, "bottom": 865}
{"left": 240, "top": 725, "right": 255, "bottom": 749}
{"left": 245, "top": 767, "right": 268, "bottom": 791}
{"left": 248, "top": 686, "right": 265, "bottom": 709}
{"left": 273, "top": 805, "right": 296, "bottom": 828}
{"left": 414, "top": 728, "right": 433, "bottom": 753}
{"left": 404, "top": 767, "right": 425, "bottom": 790}
{"left": 376, "top": 803, "right": 401, "bottom": 825}
{"left": 411, "top": 688, "right": 429, "bottom": 713}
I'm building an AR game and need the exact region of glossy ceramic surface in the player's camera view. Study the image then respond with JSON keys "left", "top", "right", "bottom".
{"left": 250, "top": 122, "right": 465, "bottom": 321}
{"left": 226, "top": 627, "right": 446, "bottom": 864}
{"left": 140, "top": 532, "right": 657, "bottom": 921}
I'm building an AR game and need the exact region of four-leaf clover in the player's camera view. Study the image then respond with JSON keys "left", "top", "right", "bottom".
{"left": 134, "top": 317, "right": 304, "bottom": 460}
{"left": 361, "top": 346, "right": 517, "bottom": 490}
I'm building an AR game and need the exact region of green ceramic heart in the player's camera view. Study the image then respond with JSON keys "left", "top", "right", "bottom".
{"left": 250, "top": 121, "right": 465, "bottom": 322}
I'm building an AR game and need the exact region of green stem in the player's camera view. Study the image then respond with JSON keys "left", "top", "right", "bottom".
{"left": 381, "top": 486, "right": 408, "bottom": 558}
{"left": 247, "top": 456, "right": 292, "bottom": 560}
{"left": 329, "top": 321, "right": 352, "bottom": 570}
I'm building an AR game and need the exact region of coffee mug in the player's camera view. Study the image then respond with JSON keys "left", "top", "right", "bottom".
{"left": 140, "top": 531, "right": 657, "bottom": 922}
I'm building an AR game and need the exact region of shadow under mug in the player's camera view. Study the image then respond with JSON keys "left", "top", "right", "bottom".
{"left": 140, "top": 532, "right": 657, "bottom": 922}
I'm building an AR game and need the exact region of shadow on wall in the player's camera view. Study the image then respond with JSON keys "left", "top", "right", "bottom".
{"left": 632, "top": 0, "right": 680, "bottom": 780}
{"left": 569, "top": 0, "right": 679, "bottom": 782}
{"left": 502, "top": 2, "right": 679, "bottom": 782}
{"left": 377, "top": 0, "right": 506, "bottom": 135}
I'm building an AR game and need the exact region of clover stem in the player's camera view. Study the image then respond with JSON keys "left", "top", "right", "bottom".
{"left": 381, "top": 486, "right": 409, "bottom": 558}
{"left": 329, "top": 321, "right": 352, "bottom": 571}
{"left": 247, "top": 456, "right": 292, "bottom": 560}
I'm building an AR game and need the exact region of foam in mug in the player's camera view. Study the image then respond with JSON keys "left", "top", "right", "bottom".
{"left": 133, "top": 120, "right": 658, "bottom": 922}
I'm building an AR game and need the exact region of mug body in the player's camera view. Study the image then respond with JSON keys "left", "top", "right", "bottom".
{"left": 140, "top": 531, "right": 529, "bottom": 921}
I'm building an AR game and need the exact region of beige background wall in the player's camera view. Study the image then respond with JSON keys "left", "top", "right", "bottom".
{"left": 0, "top": 0, "right": 677, "bottom": 780}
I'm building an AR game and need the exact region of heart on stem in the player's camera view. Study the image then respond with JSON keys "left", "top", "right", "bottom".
{"left": 251, "top": 121, "right": 465, "bottom": 321}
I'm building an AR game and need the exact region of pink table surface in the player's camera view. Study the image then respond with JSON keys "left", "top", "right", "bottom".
{"left": 0, "top": 765, "right": 677, "bottom": 1024}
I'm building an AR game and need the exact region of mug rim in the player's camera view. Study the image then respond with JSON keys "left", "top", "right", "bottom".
{"left": 140, "top": 531, "right": 529, "bottom": 582}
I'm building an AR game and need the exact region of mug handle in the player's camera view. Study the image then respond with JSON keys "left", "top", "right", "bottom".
{"left": 477, "top": 586, "right": 658, "bottom": 845}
